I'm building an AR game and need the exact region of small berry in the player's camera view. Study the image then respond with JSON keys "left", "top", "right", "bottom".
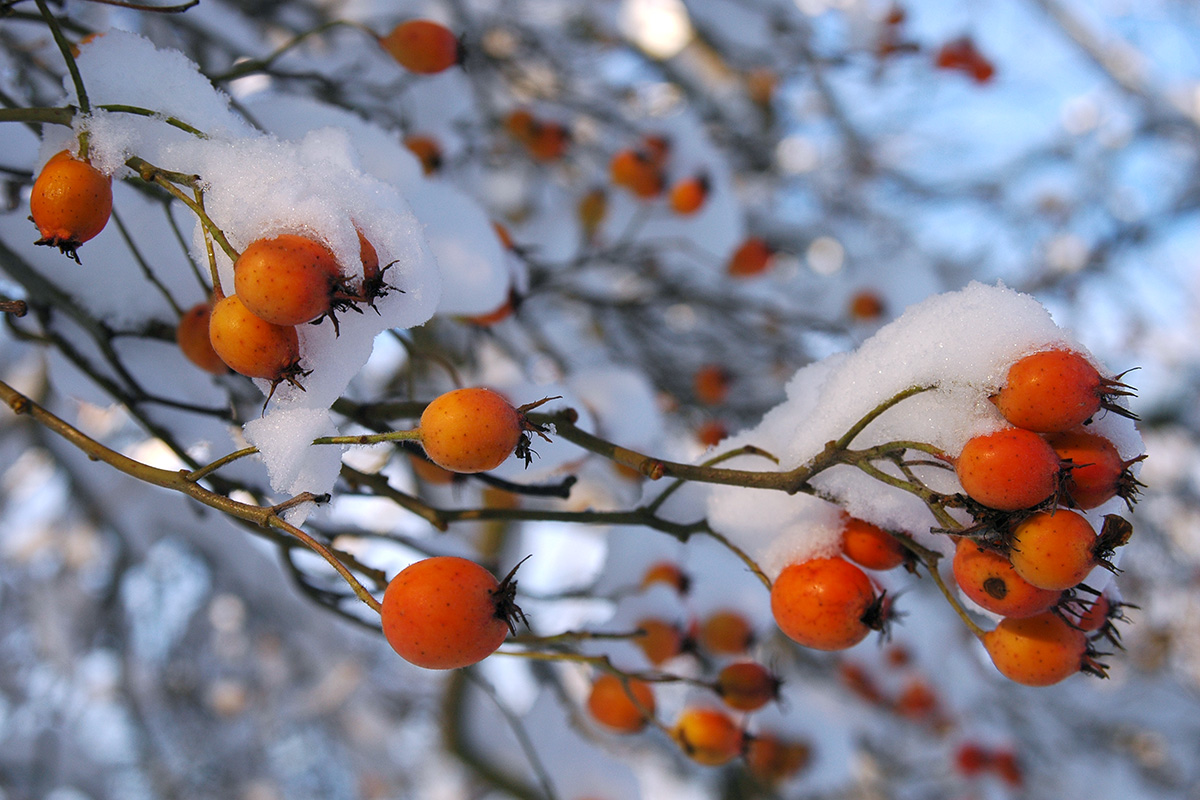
{"left": 671, "top": 707, "right": 744, "bottom": 766}
{"left": 981, "top": 611, "right": 1087, "bottom": 686}
{"left": 380, "top": 556, "right": 525, "bottom": 670}
{"left": 586, "top": 674, "right": 656, "bottom": 733}
{"left": 771, "top": 557, "right": 883, "bottom": 651}
{"left": 30, "top": 149, "right": 113, "bottom": 262}
{"left": 176, "top": 300, "right": 228, "bottom": 375}
{"left": 380, "top": 20, "right": 462, "bottom": 74}
{"left": 419, "top": 387, "right": 524, "bottom": 473}
{"left": 955, "top": 427, "right": 1061, "bottom": 511}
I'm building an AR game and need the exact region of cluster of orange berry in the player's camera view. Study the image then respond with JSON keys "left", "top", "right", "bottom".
{"left": 769, "top": 514, "right": 906, "bottom": 653}
{"left": 584, "top": 560, "right": 812, "bottom": 781}
{"left": 607, "top": 134, "right": 711, "bottom": 219}
{"left": 180, "top": 231, "right": 390, "bottom": 395}
{"left": 951, "top": 347, "right": 1140, "bottom": 685}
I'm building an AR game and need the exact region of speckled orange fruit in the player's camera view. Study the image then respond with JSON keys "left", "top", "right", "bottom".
{"left": 982, "top": 611, "right": 1086, "bottom": 687}
{"left": 418, "top": 387, "right": 523, "bottom": 473}
{"left": 951, "top": 537, "right": 1060, "bottom": 618}
{"left": 770, "top": 556, "right": 878, "bottom": 651}
{"left": 380, "top": 556, "right": 513, "bottom": 670}
{"left": 233, "top": 233, "right": 342, "bottom": 326}
{"left": 207, "top": 294, "right": 300, "bottom": 381}
{"left": 30, "top": 149, "right": 112, "bottom": 261}
{"left": 714, "top": 662, "right": 780, "bottom": 711}
{"left": 994, "top": 349, "right": 1105, "bottom": 432}
{"left": 955, "top": 428, "right": 1061, "bottom": 511}
{"left": 1009, "top": 509, "right": 1098, "bottom": 591}
{"left": 841, "top": 515, "right": 907, "bottom": 571}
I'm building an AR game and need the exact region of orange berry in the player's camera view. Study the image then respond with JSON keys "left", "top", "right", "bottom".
{"left": 207, "top": 294, "right": 302, "bottom": 382}
{"left": 30, "top": 149, "right": 113, "bottom": 262}
{"left": 640, "top": 560, "right": 690, "bottom": 594}
{"left": 671, "top": 707, "right": 744, "bottom": 766}
{"left": 633, "top": 617, "right": 686, "bottom": 665}
{"left": 727, "top": 237, "right": 773, "bottom": 277}
{"left": 609, "top": 148, "right": 663, "bottom": 198}
{"left": 770, "top": 557, "right": 880, "bottom": 651}
{"left": 668, "top": 175, "right": 709, "bottom": 215}
{"left": 848, "top": 289, "right": 886, "bottom": 321}
{"left": 380, "top": 556, "right": 522, "bottom": 670}
{"left": 714, "top": 662, "right": 780, "bottom": 711}
{"left": 696, "top": 609, "right": 755, "bottom": 655}
{"left": 745, "top": 732, "right": 811, "bottom": 782}
{"left": 695, "top": 419, "right": 728, "bottom": 447}
{"left": 403, "top": 134, "right": 443, "bottom": 174}
{"left": 840, "top": 515, "right": 907, "bottom": 571}
{"left": 693, "top": 363, "right": 732, "bottom": 406}
{"left": 951, "top": 537, "right": 1060, "bottom": 618}
{"left": 955, "top": 427, "right": 1061, "bottom": 511}
{"left": 893, "top": 677, "right": 939, "bottom": 721}
{"left": 1045, "top": 429, "right": 1134, "bottom": 509}
{"left": 1009, "top": 509, "right": 1098, "bottom": 590}
{"left": 176, "top": 301, "right": 228, "bottom": 375}
{"left": 419, "top": 387, "right": 524, "bottom": 473}
{"left": 233, "top": 234, "right": 342, "bottom": 327}
{"left": 981, "top": 611, "right": 1087, "bottom": 686}
{"left": 526, "top": 120, "right": 571, "bottom": 161}
{"left": 994, "top": 349, "right": 1110, "bottom": 432}
{"left": 380, "top": 19, "right": 462, "bottom": 74}
{"left": 586, "top": 674, "right": 656, "bottom": 733}
{"left": 1073, "top": 593, "right": 1111, "bottom": 633}
{"left": 504, "top": 108, "right": 537, "bottom": 143}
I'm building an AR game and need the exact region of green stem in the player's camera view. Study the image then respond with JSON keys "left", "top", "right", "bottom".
{"left": 35, "top": 0, "right": 90, "bottom": 115}
{"left": 127, "top": 156, "right": 241, "bottom": 263}
{"left": 97, "top": 104, "right": 209, "bottom": 138}
{"left": 0, "top": 107, "right": 76, "bottom": 127}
